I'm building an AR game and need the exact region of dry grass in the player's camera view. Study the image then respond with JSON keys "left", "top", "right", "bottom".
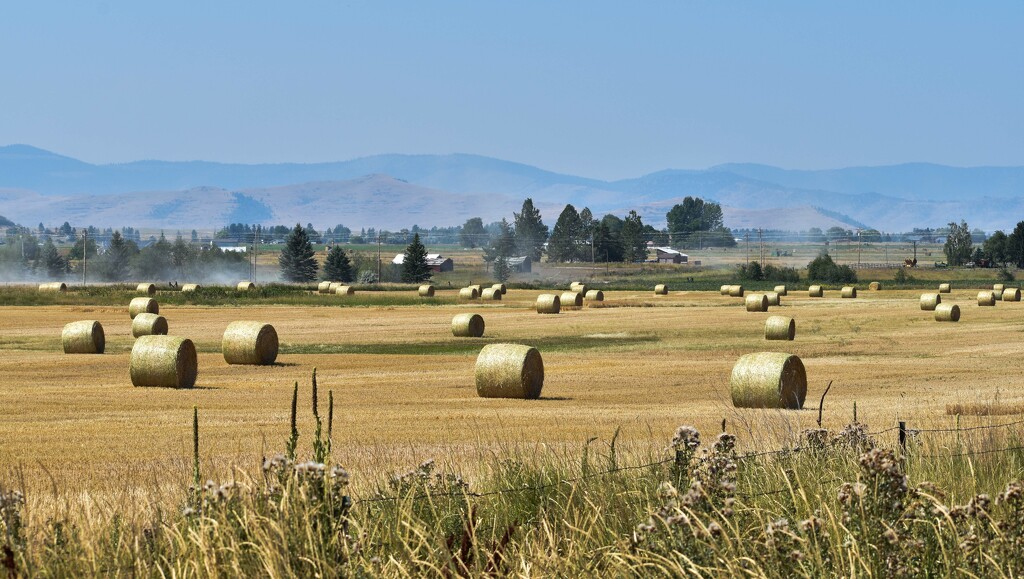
{"left": 945, "top": 401, "right": 1024, "bottom": 416}
{"left": 1, "top": 288, "right": 1023, "bottom": 506}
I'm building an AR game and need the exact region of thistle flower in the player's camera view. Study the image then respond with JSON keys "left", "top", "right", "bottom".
{"left": 670, "top": 425, "right": 701, "bottom": 452}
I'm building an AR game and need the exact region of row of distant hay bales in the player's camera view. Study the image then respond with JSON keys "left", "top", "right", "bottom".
{"left": 39, "top": 281, "right": 256, "bottom": 294}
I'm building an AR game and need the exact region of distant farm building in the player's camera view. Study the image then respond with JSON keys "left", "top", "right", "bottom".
{"left": 211, "top": 240, "right": 248, "bottom": 253}
{"left": 507, "top": 256, "right": 532, "bottom": 273}
{"left": 392, "top": 253, "right": 454, "bottom": 273}
{"left": 653, "top": 247, "right": 688, "bottom": 264}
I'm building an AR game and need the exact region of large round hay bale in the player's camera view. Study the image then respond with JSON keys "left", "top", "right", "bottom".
{"left": 1003, "top": 288, "right": 1021, "bottom": 302}
{"left": 39, "top": 282, "right": 68, "bottom": 293}
{"left": 62, "top": 320, "right": 104, "bottom": 354}
{"left": 468, "top": 285, "right": 482, "bottom": 296}
{"left": 920, "top": 293, "right": 941, "bottom": 311}
{"left": 938, "top": 283, "right": 951, "bottom": 293}
{"left": 994, "top": 288, "right": 1004, "bottom": 301}
{"left": 128, "top": 297, "right": 159, "bottom": 319}
{"left": 569, "top": 282, "right": 588, "bottom": 294}
{"left": 993, "top": 283, "right": 1005, "bottom": 293}
{"left": 745, "top": 294, "right": 769, "bottom": 312}
{"left": 585, "top": 289, "right": 604, "bottom": 302}
{"left": 452, "top": 313, "right": 485, "bottom": 337}
{"left": 317, "top": 281, "right": 333, "bottom": 294}
{"left": 935, "top": 303, "right": 960, "bottom": 322}
{"left": 978, "top": 291, "right": 996, "bottom": 306}
{"left": 222, "top": 321, "right": 279, "bottom": 365}
{"left": 418, "top": 285, "right": 435, "bottom": 297}
{"left": 841, "top": 286, "right": 857, "bottom": 299}
{"left": 728, "top": 285, "right": 745, "bottom": 297}
{"left": 720, "top": 285, "right": 731, "bottom": 295}
{"left": 492, "top": 283, "right": 507, "bottom": 295}
{"left": 560, "top": 291, "right": 583, "bottom": 307}
{"left": 808, "top": 285, "right": 823, "bottom": 297}
{"left": 765, "top": 291, "right": 781, "bottom": 306}
{"left": 137, "top": 283, "right": 157, "bottom": 295}
{"left": 459, "top": 287, "right": 479, "bottom": 299}
{"left": 334, "top": 285, "right": 354, "bottom": 296}
{"left": 130, "top": 336, "right": 197, "bottom": 388}
{"left": 729, "top": 352, "right": 806, "bottom": 409}
{"left": 868, "top": 282, "right": 881, "bottom": 291}
{"left": 237, "top": 281, "right": 256, "bottom": 291}
{"left": 482, "top": 288, "right": 502, "bottom": 300}
{"left": 773, "top": 285, "right": 787, "bottom": 296}
{"left": 475, "top": 344, "right": 544, "bottom": 399}
{"left": 181, "top": 283, "right": 201, "bottom": 292}
{"left": 764, "top": 316, "right": 795, "bottom": 341}
{"left": 131, "top": 313, "right": 168, "bottom": 338}
{"left": 328, "top": 282, "right": 343, "bottom": 293}
{"left": 536, "top": 294, "right": 560, "bottom": 314}
{"left": 654, "top": 284, "right": 668, "bottom": 295}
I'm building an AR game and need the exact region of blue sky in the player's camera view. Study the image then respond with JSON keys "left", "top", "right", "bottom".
{"left": 1, "top": 1, "right": 1021, "bottom": 179}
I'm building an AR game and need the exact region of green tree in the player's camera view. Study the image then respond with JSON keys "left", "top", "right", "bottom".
{"left": 98, "top": 231, "right": 139, "bottom": 281}
{"left": 943, "top": 220, "right": 973, "bottom": 267}
{"left": 514, "top": 198, "right": 548, "bottom": 261}
{"left": 483, "top": 219, "right": 516, "bottom": 264}
{"left": 279, "top": 223, "right": 319, "bottom": 282}
{"left": 170, "top": 235, "right": 195, "bottom": 278}
{"left": 547, "top": 204, "right": 583, "bottom": 262}
{"left": 1008, "top": 222, "right": 1024, "bottom": 268}
{"left": 592, "top": 220, "right": 623, "bottom": 262}
{"left": 400, "top": 233, "right": 432, "bottom": 283}
{"left": 459, "top": 217, "right": 487, "bottom": 248}
{"left": 133, "top": 233, "right": 174, "bottom": 280}
{"left": 38, "top": 238, "right": 69, "bottom": 278}
{"left": 666, "top": 197, "right": 725, "bottom": 243}
{"left": 493, "top": 255, "right": 511, "bottom": 283}
{"left": 983, "top": 230, "right": 1009, "bottom": 266}
{"left": 322, "top": 246, "right": 354, "bottom": 282}
{"left": 806, "top": 253, "right": 858, "bottom": 283}
{"left": 620, "top": 211, "right": 648, "bottom": 263}
{"left": 68, "top": 236, "right": 98, "bottom": 260}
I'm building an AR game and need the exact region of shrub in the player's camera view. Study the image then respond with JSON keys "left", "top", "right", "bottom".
{"left": 806, "top": 253, "right": 857, "bottom": 284}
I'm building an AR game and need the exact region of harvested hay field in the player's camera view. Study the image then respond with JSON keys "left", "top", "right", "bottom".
{"left": 1, "top": 288, "right": 1023, "bottom": 501}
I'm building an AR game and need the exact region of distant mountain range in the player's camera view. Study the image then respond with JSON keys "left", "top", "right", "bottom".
{"left": 1, "top": 144, "right": 1022, "bottom": 232}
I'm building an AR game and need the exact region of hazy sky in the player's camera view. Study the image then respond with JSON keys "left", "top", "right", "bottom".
{"left": 1, "top": 1, "right": 1021, "bottom": 179}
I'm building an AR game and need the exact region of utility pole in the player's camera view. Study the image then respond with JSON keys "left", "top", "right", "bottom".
{"left": 82, "top": 230, "right": 88, "bottom": 286}
{"left": 857, "top": 229, "right": 862, "bottom": 269}
{"left": 745, "top": 232, "right": 750, "bottom": 266}
{"left": 253, "top": 227, "right": 259, "bottom": 285}
{"left": 376, "top": 230, "right": 382, "bottom": 283}
{"left": 913, "top": 240, "right": 917, "bottom": 266}
{"left": 758, "top": 228, "right": 764, "bottom": 267}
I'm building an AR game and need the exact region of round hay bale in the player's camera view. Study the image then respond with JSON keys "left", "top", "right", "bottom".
{"left": 729, "top": 352, "right": 806, "bottom": 409}
{"left": 728, "top": 285, "right": 745, "bottom": 297}
{"left": 978, "top": 291, "right": 996, "bottom": 306}
{"left": 482, "top": 288, "right": 502, "bottom": 300}
{"left": 328, "top": 282, "right": 343, "bottom": 293}
{"left": 492, "top": 283, "right": 507, "bottom": 295}
{"left": 237, "top": 281, "right": 256, "bottom": 291}
{"left": 459, "top": 287, "right": 479, "bottom": 299}
{"left": 868, "top": 282, "right": 881, "bottom": 291}
{"left": 745, "top": 294, "right": 769, "bottom": 312}
{"left": 764, "top": 316, "right": 795, "bottom": 341}
{"left": 935, "top": 303, "right": 960, "bottom": 322}
{"left": 137, "top": 283, "right": 156, "bottom": 295}
{"left": 841, "top": 286, "right": 857, "bottom": 299}
{"left": 560, "top": 291, "right": 583, "bottom": 307}
{"left": 993, "top": 283, "right": 1005, "bottom": 293}
{"left": 569, "top": 282, "right": 588, "bottom": 294}
{"left": 334, "top": 285, "right": 354, "bottom": 296}
{"left": 222, "top": 321, "right": 279, "bottom": 365}
{"left": 62, "top": 320, "right": 105, "bottom": 354}
{"left": 920, "top": 293, "right": 941, "bottom": 311}
{"left": 765, "top": 291, "right": 781, "bottom": 306}
{"left": 468, "top": 285, "right": 482, "bottom": 295}
{"left": 181, "top": 283, "right": 201, "bottom": 292}
{"left": 720, "top": 285, "right": 731, "bottom": 295}
{"left": 654, "top": 284, "right": 668, "bottom": 295}
{"left": 585, "top": 289, "right": 604, "bottom": 302}
{"left": 773, "top": 285, "right": 787, "bottom": 296}
{"left": 451, "top": 313, "right": 485, "bottom": 337}
{"left": 994, "top": 288, "right": 1004, "bottom": 301}
{"left": 475, "top": 344, "right": 544, "bottom": 399}
{"left": 130, "top": 336, "right": 197, "bottom": 388}
{"left": 131, "top": 313, "right": 168, "bottom": 338}
{"left": 536, "top": 294, "right": 561, "bottom": 314}
{"left": 128, "top": 297, "right": 159, "bottom": 319}
{"left": 808, "top": 285, "right": 823, "bottom": 297}
{"left": 1003, "top": 288, "right": 1021, "bottom": 302}
{"left": 938, "top": 283, "right": 951, "bottom": 293}
{"left": 39, "top": 282, "right": 68, "bottom": 293}
{"left": 418, "top": 285, "right": 435, "bottom": 297}
{"left": 317, "top": 281, "right": 333, "bottom": 294}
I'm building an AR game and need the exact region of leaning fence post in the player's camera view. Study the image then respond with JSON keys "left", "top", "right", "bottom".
{"left": 898, "top": 421, "right": 907, "bottom": 454}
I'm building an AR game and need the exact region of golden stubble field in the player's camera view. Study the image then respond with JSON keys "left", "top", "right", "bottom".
{"left": 2, "top": 287, "right": 1023, "bottom": 502}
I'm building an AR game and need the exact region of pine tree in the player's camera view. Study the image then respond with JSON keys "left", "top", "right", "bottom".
{"left": 39, "top": 238, "right": 69, "bottom": 278}
{"left": 322, "top": 246, "right": 354, "bottom": 282}
{"left": 99, "top": 231, "right": 137, "bottom": 281}
{"left": 620, "top": 210, "right": 648, "bottom": 263}
{"left": 401, "top": 233, "right": 432, "bottom": 283}
{"left": 279, "top": 223, "right": 319, "bottom": 282}
{"left": 547, "top": 204, "right": 583, "bottom": 262}
{"left": 493, "top": 255, "right": 511, "bottom": 283}
{"left": 514, "top": 198, "right": 548, "bottom": 261}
